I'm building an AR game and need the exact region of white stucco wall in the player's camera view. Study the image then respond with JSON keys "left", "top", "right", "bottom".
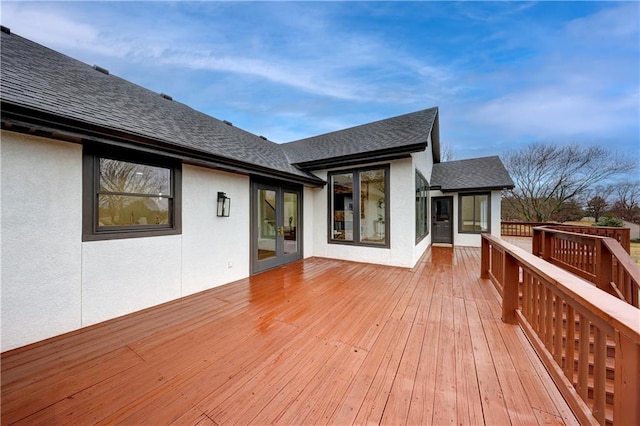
{"left": 1, "top": 132, "right": 255, "bottom": 351}
{"left": 81, "top": 236, "right": 183, "bottom": 325}
{"left": 309, "top": 158, "right": 419, "bottom": 268}
{"left": 180, "top": 165, "right": 250, "bottom": 295}
{"left": 303, "top": 186, "right": 318, "bottom": 259}
{"left": 1, "top": 132, "right": 83, "bottom": 350}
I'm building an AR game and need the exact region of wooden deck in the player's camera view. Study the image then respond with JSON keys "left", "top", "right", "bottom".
{"left": 1, "top": 246, "right": 577, "bottom": 425}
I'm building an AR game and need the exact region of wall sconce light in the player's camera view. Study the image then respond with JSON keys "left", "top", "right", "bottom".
{"left": 217, "top": 192, "right": 230, "bottom": 217}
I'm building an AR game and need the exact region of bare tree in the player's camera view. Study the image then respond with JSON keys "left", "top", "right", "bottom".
{"left": 440, "top": 143, "right": 455, "bottom": 162}
{"left": 502, "top": 143, "right": 634, "bottom": 222}
{"left": 586, "top": 196, "right": 608, "bottom": 222}
{"left": 610, "top": 180, "right": 640, "bottom": 222}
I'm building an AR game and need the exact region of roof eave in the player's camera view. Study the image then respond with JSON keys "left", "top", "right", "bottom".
{"left": 436, "top": 185, "right": 515, "bottom": 193}
{"left": 430, "top": 110, "right": 441, "bottom": 163}
{"left": 292, "top": 142, "right": 427, "bottom": 171}
{"left": 1, "top": 101, "right": 325, "bottom": 187}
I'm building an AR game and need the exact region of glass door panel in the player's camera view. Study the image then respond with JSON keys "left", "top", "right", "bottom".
{"left": 283, "top": 191, "right": 298, "bottom": 255}
{"left": 253, "top": 182, "right": 302, "bottom": 273}
{"left": 258, "top": 189, "right": 276, "bottom": 261}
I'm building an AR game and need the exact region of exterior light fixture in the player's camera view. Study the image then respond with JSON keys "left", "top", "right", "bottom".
{"left": 217, "top": 192, "right": 230, "bottom": 217}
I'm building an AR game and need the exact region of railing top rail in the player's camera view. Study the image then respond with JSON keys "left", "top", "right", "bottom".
{"left": 482, "top": 234, "right": 640, "bottom": 343}
{"left": 533, "top": 225, "right": 609, "bottom": 239}
{"left": 602, "top": 237, "right": 640, "bottom": 280}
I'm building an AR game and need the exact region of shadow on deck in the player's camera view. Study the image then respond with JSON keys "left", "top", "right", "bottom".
{"left": 1, "top": 246, "right": 577, "bottom": 425}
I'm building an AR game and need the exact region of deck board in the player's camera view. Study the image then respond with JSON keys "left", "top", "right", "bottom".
{"left": 1, "top": 247, "right": 578, "bottom": 425}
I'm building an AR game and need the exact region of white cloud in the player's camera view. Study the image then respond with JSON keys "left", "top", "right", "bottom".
{"left": 471, "top": 88, "right": 637, "bottom": 138}
{"left": 1, "top": 2, "right": 457, "bottom": 105}
{"left": 1, "top": 3, "right": 99, "bottom": 48}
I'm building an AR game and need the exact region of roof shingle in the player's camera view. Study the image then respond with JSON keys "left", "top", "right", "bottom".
{"left": 282, "top": 108, "right": 437, "bottom": 167}
{"left": 430, "top": 156, "right": 515, "bottom": 192}
{"left": 0, "top": 31, "right": 319, "bottom": 183}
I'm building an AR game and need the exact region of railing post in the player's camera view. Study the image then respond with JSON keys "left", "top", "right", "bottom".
{"left": 481, "top": 235, "right": 490, "bottom": 279}
{"left": 595, "top": 239, "right": 614, "bottom": 294}
{"left": 544, "top": 231, "right": 554, "bottom": 262}
{"left": 501, "top": 252, "right": 519, "bottom": 324}
{"left": 532, "top": 228, "right": 540, "bottom": 256}
{"left": 614, "top": 331, "right": 640, "bottom": 425}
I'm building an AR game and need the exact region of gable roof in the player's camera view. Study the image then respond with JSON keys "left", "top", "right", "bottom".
{"left": 281, "top": 107, "right": 439, "bottom": 170}
{"left": 430, "top": 156, "right": 515, "bottom": 192}
{"left": 0, "top": 30, "right": 323, "bottom": 186}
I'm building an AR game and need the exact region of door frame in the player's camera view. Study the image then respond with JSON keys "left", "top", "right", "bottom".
{"left": 250, "top": 179, "right": 303, "bottom": 274}
{"left": 431, "top": 196, "right": 454, "bottom": 244}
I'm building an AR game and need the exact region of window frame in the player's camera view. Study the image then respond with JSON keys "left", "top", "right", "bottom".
{"left": 415, "top": 170, "right": 430, "bottom": 243}
{"left": 327, "top": 165, "right": 390, "bottom": 248}
{"left": 458, "top": 192, "right": 491, "bottom": 234}
{"left": 82, "top": 145, "right": 182, "bottom": 241}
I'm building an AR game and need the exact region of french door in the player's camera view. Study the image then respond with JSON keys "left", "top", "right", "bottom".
{"left": 252, "top": 181, "right": 302, "bottom": 273}
{"left": 432, "top": 196, "right": 453, "bottom": 244}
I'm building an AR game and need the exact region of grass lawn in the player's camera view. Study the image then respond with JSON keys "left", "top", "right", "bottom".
{"left": 631, "top": 241, "right": 640, "bottom": 265}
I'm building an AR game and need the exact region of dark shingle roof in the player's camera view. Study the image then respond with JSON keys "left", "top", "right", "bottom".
{"left": 431, "top": 156, "right": 514, "bottom": 192}
{"left": 282, "top": 108, "right": 438, "bottom": 168}
{"left": 0, "top": 31, "right": 321, "bottom": 184}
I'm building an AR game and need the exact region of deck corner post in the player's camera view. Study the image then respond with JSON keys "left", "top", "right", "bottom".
{"left": 501, "top": 252, "right": 519, "bottom": 324}
{"left": 595, "top": 239, "right": 614, "bottom": 294}
{"left": 542, "top": 230, "right": 553, "bottom": 261}
{"left": 480, "top": 235, "right": 490, "bottom": 279}
{"left": 614, "top": 330, "right": 640, "bottom": 425}
{"left": 532, "top": 227, "right": 541, "bottom": 256}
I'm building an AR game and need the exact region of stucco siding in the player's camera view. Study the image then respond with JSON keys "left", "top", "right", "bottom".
{"left": 81, "top": 236, "right": 182, "bottom": 325}
{"left": 1, "top": 131, "right": 83, "bottom": 350}
{"left": 303, "top": 186, "right": 317, "bottom": 259}
{"left": 181, "top": 165, "right": 250, "bottom": 296}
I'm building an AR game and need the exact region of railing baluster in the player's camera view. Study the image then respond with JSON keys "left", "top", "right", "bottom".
{"left": 577, "top": 314, "right": 589, "bottom": 401}
{"left": 563, "top": 304, "right": 576, "bottom": 382}
{"left": 532, "top": 277, "right": 540, "bottom": 334}
{"left": 545, "top": 286, "right": 553, "bottom": 350}
{"left": 554, "top": 295, "right": 563, "bottom": 365}
{"left": 592, "top": 328, "right": 607, "bottom": 425}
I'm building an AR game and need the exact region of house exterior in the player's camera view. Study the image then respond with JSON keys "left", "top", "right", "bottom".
{"left": 0, "top": 29, "right": 514, "bottom": 351}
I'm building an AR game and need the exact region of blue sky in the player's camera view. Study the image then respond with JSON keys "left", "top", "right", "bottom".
{"left": 2, "top": 1, "right": 639, "bottom": 170}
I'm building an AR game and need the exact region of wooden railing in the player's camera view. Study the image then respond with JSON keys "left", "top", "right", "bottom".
{"left": 541, "top": 224, "right": 631, "bottom": 254}
{"left": 502, "top": 222, "right": 631, "bottom": 253}
{"left": 481, "top": 234, "right": 640, "bottom": 426}
{"left": 501, "top": 221, "right": 550, "bottom": 237}
{"left": 533, "top": 227, "right": 640, "bottom": 308}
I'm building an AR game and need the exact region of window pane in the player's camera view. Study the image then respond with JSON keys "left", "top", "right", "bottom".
{"left": 460, "top": 194, "right": 489, "bottom": 233}
{"left": 258, "top": 189, "right": 276, "bottom": 259}
{"left": 477, "top": 194, "right": 489, "bottom": 232}
{"left": 100, "top": 158, "right": 171, "bottom": 195}
{"left": 284, "top": 192, "right": 298, "bottom": 255}
{"left": 460, "top": 196, "right": 475, "bottom": 232}
{"left": 98, "top": 195, "right": 169, "bottom": 227}
{"left": 415, "top": 173, "right": 429, "bottom": 240}
{"left": 360, "top": 169, "right": 385, "bottom": 244}
{"left": 331, "top": 173, "right": 353, "bottom": 241}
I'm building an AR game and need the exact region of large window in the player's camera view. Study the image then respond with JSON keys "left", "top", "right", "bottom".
{"left": 329, "top": 166, "right": 389, "bottom": 247}
{"left": 459, "top": 193, "right": 490, "bottom": 233}
{"left": 415, "top": 171, "right": 429, "bottom": 242}
{"left": 83, "top": 146, "right": 181, "bottom": 241}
